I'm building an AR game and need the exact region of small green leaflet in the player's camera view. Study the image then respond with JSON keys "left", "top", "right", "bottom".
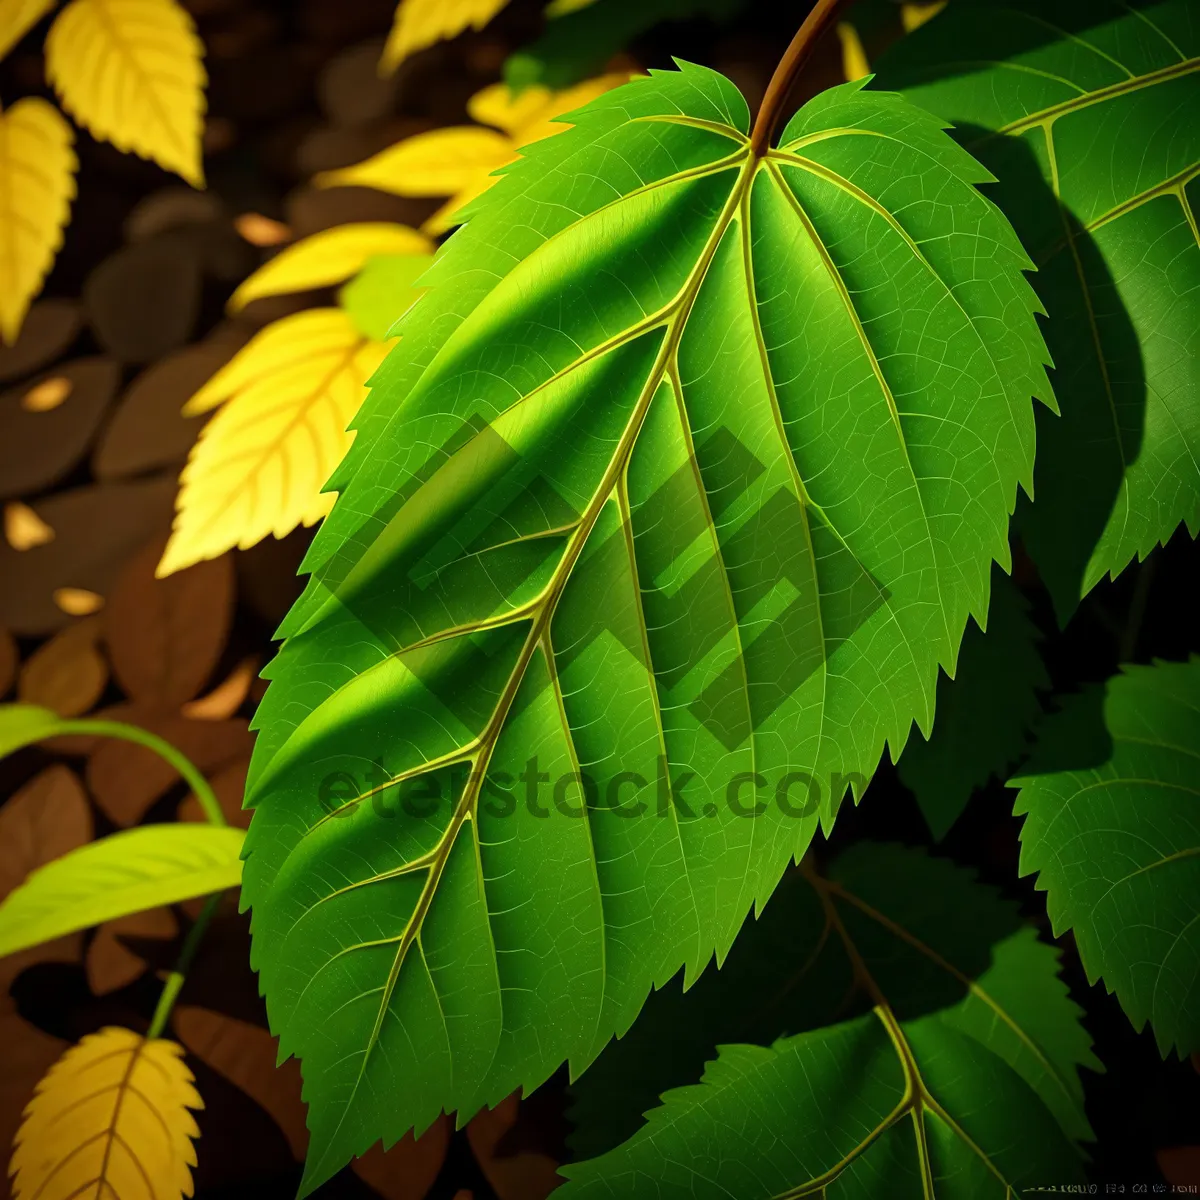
{"left": 338, "top": 253, "right": 432, "bottom": 341}
{"left": 243, "top": 65, "right": 1051, "bottom": 1192}
{"left": 0, "top": 824, "right": 245, "bottom": 957}
{"left": 561, "top": 843, "right": 1096, "bottom": 1197}
{"left": 876, "top": 0, "right": 1200, "bottom": 620}
{"left": 898, "top": 569, "right": 1048, "bottom": 839}
{"left": 1012, "top": 656, "right": 1200, "bottom": 1057}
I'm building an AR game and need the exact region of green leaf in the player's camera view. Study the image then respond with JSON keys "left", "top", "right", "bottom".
{"left": 0, "top": 703, "right": 69, "bottom": 758}
{"left": 876, "top": 0, "right": 1200, "bottom": 621}
{"left": 561, "top": 843, "right": 1094, "bottom": 1198}
{"left": 0, "top": 825, "right": 245, "bottom": 957}
{"left": 1012, "top": 655, "right": 1200, "bottom": 1056}
{"left": 338, "top": 253, "right": 433, "bottom": 341}
{"left": 242, "top": 66, "right": 1051, "bottom": 1192}
{"left": 898, "top": 569, "right": 1049, "bottom": 839}
{"left": 504, "top": 0, "right": 744, "bottom": 91}
{"left": 570, "top": 842, "right": 1099, "bottom": 1161}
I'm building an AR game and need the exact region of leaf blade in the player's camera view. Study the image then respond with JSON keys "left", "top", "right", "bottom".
{"left": 0, "top": 99, "right": 77, "bottom": 345}
{"left": 46, "top": 0, "right": 206, "bottom": 186}
{"left": 244, "top": 66, "right": 1052, "bottom": 1192}
{"left": 0, "top": 824, "right": 245, "bottom": 957}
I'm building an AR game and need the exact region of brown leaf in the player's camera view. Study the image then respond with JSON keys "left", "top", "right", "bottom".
{"left": 124, "top": 187, "right": 226, "bottom": 243}
{"left": 92, "top": 339, "right": 247, "bottom": 482}
{"left": 86, "top": 907, "right": 178, "bottom": 995}
{"left": 179, "top": 756, "right": 251, "bottom": 828}
{"left": 352, "top": 1117, "right": 451, "bottom": 1200}
{"left": 17, "top": 616, "right": 107, "bottom": 717}
{"left": 317, "top": 39, "right": 398, "bottom": 127}
{"left": 181, "top": 657, "right": 258, "bottom": 721}
{"left": 0, "top": 477, "right": 177, "bottom": 635}
{"left": 0, "top": 764, "right": 93, "bottom": 902}
{"left": 84, "top": 240, "right": 203, "bottom": 363}
{"left": 234, "top": 525, "right": 313, "bottom": 627}
{"left": 0, "top": 358, "right": 121, "bottom": 501}
{"left": 86, "top": 706, "right": 254, "bottom": 826}
{"left": 105, "top": 538, "right": 235, "bottom": 707}
{"left": 0, "top": 626, "right": 15, "bottom": 698}
{"left": 0, "top": 300, "right": 81, "bottom": 384}
{"left": 1158, "top": 1147, "right": 1200, "bottom": 1186}
{"left": 467, "top": 1094, "right": 562, "bottom": 1200}
{"left": 285, "top": 184, "right": 436, "bottom": 239}
{"left": 172, "top": 1006, "right": 309, "bottom": 1160}
{"left": 0, "top": 767, "right": 90, "bottom": 1199}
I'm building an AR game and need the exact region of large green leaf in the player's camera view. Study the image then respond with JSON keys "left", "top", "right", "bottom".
{"left": 1012, "top": 656, "right": 1200, "bottom": 1056}
{"left": 898, "top": 569, "right": 1048, "bottom": 839}
{"left": 0, "top": 825, "right": 245, "bottom": 957}
{"left": 561, "top": 842, "right": 1094, "bottom": 1197}
{"left": 876, "top": 0, "right": 1200, "bottom": 620}
{"left": 569, "top": 842, "right": 1099, "bottom": 1161}
{"left": 505, "top": 0, "right": 744, "bottom": 91}
{"left": 242, "top": 65, "right": 1051, "bottom": 1191}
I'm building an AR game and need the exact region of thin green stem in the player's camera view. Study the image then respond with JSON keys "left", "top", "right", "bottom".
{"left": 56, "top": 717, "right": 227, "bottom": 826}
{"left": 51, "top": 718, "right": 230, "bottom": 1038}
{"left": 147, "top": 893, "right": 222, "bottom": 1039}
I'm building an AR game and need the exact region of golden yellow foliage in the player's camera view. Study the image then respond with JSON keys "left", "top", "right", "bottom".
{"left": 228, "top": 222, "right": 433, "bottom": 313}
{"left": 0, "top": 0, "right": 56, "bottom": 62}
{"left": 45, "top": 0, "right": 207, "bottom": 187}
{"left": 381, "top": 0, "right": 512, "bottom": 73}
{"left": 836, "top": 22, "right": 870, "bottom": 82}
{"left": 902, "top": 1, "right": 948, "bottom": 33}
{"left": 10, "top": 1027, "right": 202, "bottom": 1200}
{"left": 158, "top": 310, "right": 393, "bottom": 576}
{"left": 317, "top": 73, "right": 632, "bottom": 235}
{"left": 0, "top": 99, "right": 77, "bottom": 345}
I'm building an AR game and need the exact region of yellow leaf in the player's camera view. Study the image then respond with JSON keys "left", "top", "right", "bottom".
{"left": 315, "top": 127, "right": 512, "bottom": 197}
{"left": 467, "top": 82, "right": 557, "bottom": 136}
{"left": 510, "top": 71, "right": 632, "bottom": 145}
{"left": 228, "top": 222, "right": 432, "bottom": 313}
{"left": 381, "top": 0, "right": 511, "bottom": 74}
{"left": 159, "top": 310, "right": 392, "bottom": 576}
{"left": 836, "top": 21, "right": 870, "bottom": 82}
{"left": 0, "top": 0, "right": 56, "bottom": 61}
{"left": 321, "top": 73, "right": 632, "bottom": 237}
{"left": 0, "top": 99, "right": 77, "bottom": 345}
{"left": 11, "top": 1026, "right": 202, "bottom": 1200}
{"left": 45, "top": 0, "right": 207, "bottom": 187}
{"left": 233, "top": 212, "right": 291, "bottom": 247}
{"left": 902, "top": 1, "right": 947, "bottom": 33}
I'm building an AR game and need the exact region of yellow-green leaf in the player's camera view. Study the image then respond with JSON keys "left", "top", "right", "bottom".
{"left": 159, "top": 310, "right": 392, "bottom": 575}
{"left": 11, "top": 1027, "right": 201, "bottom": 1200}
{"left": 228, "top": 222, "right": 432, "bottom": 313}
{"left": 381, "top": 0, "right": 512, "bottom": 73}
{"left": 0, "top": 99, "right": 77, "bottom": 345}
{"left": 45, "top": 0, "right": 206, "bottom": 187}
{"left": 0, "top": 823, "right": 245, "bottom": 957}
{"left": 0, "top": 0, "right": 56, "bottom": 61}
